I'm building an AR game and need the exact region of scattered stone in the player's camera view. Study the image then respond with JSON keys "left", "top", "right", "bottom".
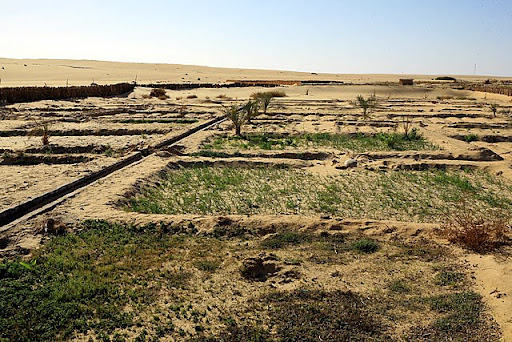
{"left": 155, "top": 151, "right": 172, "bottom": 158}
{"left": 0, "top": 237, "right": 10, "bottom": 249}
{"left": 240, "top": 253, "right": 281, "bottom": 281}
{"left": 34, "top": 216, "right": 67, "bottom": 235}
{"left": 344, "top": 158, "right": 358, "bottom": 168}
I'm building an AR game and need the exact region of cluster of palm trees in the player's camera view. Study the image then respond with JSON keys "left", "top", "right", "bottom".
{"left": 222, "top": 91, "right": 284, "bottom": 136}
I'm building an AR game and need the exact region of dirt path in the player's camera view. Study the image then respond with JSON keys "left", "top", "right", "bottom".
{"left": 467, "top": 252, "right": 512, "bottom": 341}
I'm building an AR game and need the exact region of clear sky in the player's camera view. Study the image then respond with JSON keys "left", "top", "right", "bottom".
{"left": 1, "top": 0, "right": 511, "bottom": 76}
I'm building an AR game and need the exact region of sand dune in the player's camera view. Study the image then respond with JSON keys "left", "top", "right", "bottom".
{"left": 1, "top": 58, "right": 510, "bottom": 87}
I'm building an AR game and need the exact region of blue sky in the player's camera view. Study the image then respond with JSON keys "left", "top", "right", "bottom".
{"left": 1, "top": 0, "right": 511, "bottom": 76}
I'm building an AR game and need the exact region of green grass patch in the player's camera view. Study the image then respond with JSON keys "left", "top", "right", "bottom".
{"left": 202, "top": 132, "right": 438, "bottom": 152}
{"left": 434, "top": 268, "right": 465, "bottom": 286}
{"left": 0, "top": 220, "right": 199, "bottom": 341}
{"left": 351, "top": 238, "right": 380, "bottom": 253}
{"left": 193, "top": 260, "right": 221, "bottom": 273}
{"left": 464, "top": 134, "right": 480, "bottom": 143}
{"left": 263, "top": 290, "right": 390, "bottom": 341}
{"left": 260, "top": 231, "right": 310, "bottom": 249}
{"left": 125, "top": 166, "right": 512, "bottom": 223}
{"left": 428, "top": 292, "right": 482, "bottom": 331}
{"left": 388, "top": 280, "right": 411, "bottom": 293}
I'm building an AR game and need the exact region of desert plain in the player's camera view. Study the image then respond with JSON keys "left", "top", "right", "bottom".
{"left": 1, "top": 58, "right": 512, "bottom": 341}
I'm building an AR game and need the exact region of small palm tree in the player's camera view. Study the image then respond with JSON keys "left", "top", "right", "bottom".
{"left": 354, "top": 95, "right": 377, "bottom": 119}
{"left": 222, "top": 103, "right": 250, "bottom": 136}
{"left": 242, "top": 100, "right": 260, "bottom": 123}
{"left": 251, "top": 92, "right": 274, "bottom": 115}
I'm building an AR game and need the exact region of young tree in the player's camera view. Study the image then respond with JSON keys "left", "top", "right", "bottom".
{"left": 353, "top": 95, "right": 377, "bottom": 119}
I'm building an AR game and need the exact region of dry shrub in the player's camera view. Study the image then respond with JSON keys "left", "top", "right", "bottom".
{"left": 187, "top": 94, "right": 198, "bottom": 99}
{"left": 440, "top": 201, "right": 511, "bottom": 252}
{"left": 216, "top": 94, "right": 232, "bottom": 100}
{"left": 149, "top": 88, "right": 168, "bottom": 99}
{"left": 35, "top": 215, "right": 67, "bottom": 235}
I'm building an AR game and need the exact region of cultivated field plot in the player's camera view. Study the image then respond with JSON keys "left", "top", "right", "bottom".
{"left": 1, "top": 83, "right": 512, "bottom": 341}
{"left": 125, "top": 163, "right": 512, "bottom": 222}
{"left": 0, "top": 90, "right": 217, "bottom": 210}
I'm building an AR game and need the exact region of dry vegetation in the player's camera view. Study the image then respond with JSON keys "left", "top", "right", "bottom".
{"left": 440, "top": 201, "right": 511, "bottom": 252}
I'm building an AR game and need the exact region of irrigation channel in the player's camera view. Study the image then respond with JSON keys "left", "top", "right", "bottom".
{"left": 0, "top": 115, "right": 227, "bottom": 229}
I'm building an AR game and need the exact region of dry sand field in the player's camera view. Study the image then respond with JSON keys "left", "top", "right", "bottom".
{"left": 1, "top": 58, "right": 512, "bottom": 341}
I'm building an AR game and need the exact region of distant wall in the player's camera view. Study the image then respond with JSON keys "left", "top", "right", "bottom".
{"left": 469, "top": 85, "right": 512, "bottom": 97}
{"left": 139, "top": 82, "right": 281, "bottom": 90}
{"left": 0, "top": 83, "right": 135, "bottom": 104}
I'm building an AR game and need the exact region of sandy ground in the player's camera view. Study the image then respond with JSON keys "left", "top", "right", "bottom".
{"left": 1, "top": 58, "right": 511, "bottom": 87}
{"left": 1, "top": 59, "right": 512, "bottom": 340}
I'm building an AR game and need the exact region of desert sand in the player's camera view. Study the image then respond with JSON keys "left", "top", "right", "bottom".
{"left": 1, "top": 58, "right": 511, "bottom": 341}
{"left": 1, "top": 57, "right": 511, "bottom": 87}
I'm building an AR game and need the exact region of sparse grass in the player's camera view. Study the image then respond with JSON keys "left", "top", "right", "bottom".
{"left": 434, "top": 267, "right": 465, "bottom": 286}
{"left": 263, "top": 290, "right": 390, "bottom": 341}
{"left": 202, "top": 132, "right": 438, "bottom": 152}
{"left": 126, "top": 166, "right": 512, "bottom": 223}
{"left": 428, "top": 291, "right": 483, "bottom": 332}
{"left": 193, "top": 260, "right": 221, "bottom": 273}
{"left": 351, "top": 238, "right": 380, "bottom": 253}
{"left": 260, "top": 231, "right": 310, "bottom": 249}
{"left": 388, "top": 279, "right": 411, "bottom": 293}
{"left": 0, "top": 220, "right": 197, "bottom": 341}
{"left": 0, "top": 219, "right": 499, "bottom": 341}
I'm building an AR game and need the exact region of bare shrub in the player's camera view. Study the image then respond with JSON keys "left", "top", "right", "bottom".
{"left": 179, "top": 104, "right": 186, "bottom": 118}
{"left": 439, "top": 201, "right": 511, "bottom": 252}
{"left": 267, "top": 90, "right": 286, "bottom": 98}
{"left": 187, "top": 94, "right": 198, "bottom": 99}
{"left": 216, "top": 94, "right": 232, "bottom": 100}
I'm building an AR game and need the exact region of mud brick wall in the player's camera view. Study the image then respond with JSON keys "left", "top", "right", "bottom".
{"left": 469, "top": 85, "right": 512, "bottom": 97}
{"left": 0, "top": 83, "right": 135, "bottom": 104}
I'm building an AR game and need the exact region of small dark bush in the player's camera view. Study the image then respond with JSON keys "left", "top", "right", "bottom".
{"left": 351, "top": 238, "right": 379, "bottom": 253}
{"left": 464, "top": 134, "right": 479, "bottom": 143}
{"left": 149, "top": 88, "right": 168, "bottom": 99}
{"left": 260, "top": 231, "right": 309, "bottom": 249}
{"left": 435, "top": 76, "right": 457, "bottom": 82}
